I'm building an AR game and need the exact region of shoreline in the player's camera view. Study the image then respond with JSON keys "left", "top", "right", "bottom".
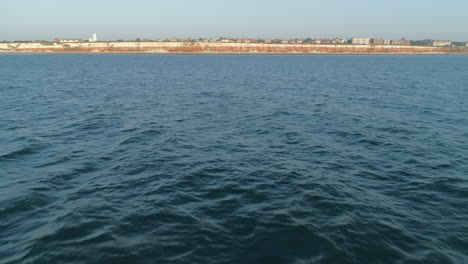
{"left": 2, "top": 51, "right": 468, "bottom": 55}
{"left": 2, "top": 42, "right": 467, "bottom": 55}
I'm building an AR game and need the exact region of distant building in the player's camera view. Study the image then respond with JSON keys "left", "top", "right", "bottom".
{"left": 219, "top": 38, "right": 234, "bottom": 43}
{"left": 371, "top": 39, "right": 399, "bottom": 45}
{"left": 466, "top": 43, "right": 468, "bottom": 47}
{"left": 55, "top": 39, "right": 82, "bottom": 43}
{"left": 352, "top": 38, "right": 371, "bottom": 45}
{"left": 89, "top": 33, "right": 97, "bottom": 42}
{"left": 433, "top": 40, "right": 452, "bottom": 47}
{"left": 235, "top": 38, "right": 257, "bottom": 43}
{"left": 391, "top": 40, "right": 411, "bottom": 45}
{"left": 371, "top": 39, "right": 385, "bottom": 45}
{"left": 332, "top": 38, "right": 347, "bottom": 44}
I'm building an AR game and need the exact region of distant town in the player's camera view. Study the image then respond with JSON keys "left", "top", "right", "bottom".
{"left": 2, "top": 33, "right": 467, "bottom": 55}
{"left": 2, "top": 34, "right": 468, "bottom": 47}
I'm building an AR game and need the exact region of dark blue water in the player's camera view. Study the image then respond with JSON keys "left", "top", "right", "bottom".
{"left": 1, "top": 55, "right": 467, "bottom": 264}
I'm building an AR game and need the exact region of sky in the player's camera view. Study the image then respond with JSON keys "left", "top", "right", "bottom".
{"left": 2, "top": 0, "right": 468, "bottom": 41}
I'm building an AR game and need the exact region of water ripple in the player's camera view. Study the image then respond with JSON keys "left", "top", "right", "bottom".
{"left": 1, "top": 55, "right": 467, "bottom": 263}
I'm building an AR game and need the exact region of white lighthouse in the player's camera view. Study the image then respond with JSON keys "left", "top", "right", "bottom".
{"left": 89, "top": 33, "right": 97, "bottom": 42}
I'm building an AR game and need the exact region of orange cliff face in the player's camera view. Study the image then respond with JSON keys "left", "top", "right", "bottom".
{"left": 0, "top": 42, "right": 466, "bottom": 54}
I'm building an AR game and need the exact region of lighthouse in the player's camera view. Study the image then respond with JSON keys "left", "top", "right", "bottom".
{"left": 89, "top": 33, "right": 97, "bottom": 42}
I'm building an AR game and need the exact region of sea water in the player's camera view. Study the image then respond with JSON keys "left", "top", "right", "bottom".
{"left": 1, "top": 55, "right": 467, "bottom": 263}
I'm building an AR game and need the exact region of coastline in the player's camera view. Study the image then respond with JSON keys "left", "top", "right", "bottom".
{"left": 1, "top": 51, "right": 468, "bottom": 55}
{"left": 1, "top": 42, "right": 467, "bottom": 55}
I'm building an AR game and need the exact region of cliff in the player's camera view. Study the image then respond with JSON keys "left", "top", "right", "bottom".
{"left": 1, "top": 42, "right": 467, "bottom": 54}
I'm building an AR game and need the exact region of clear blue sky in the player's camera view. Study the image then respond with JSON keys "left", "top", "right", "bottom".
{"left": 3, "top": 0, "right": 468, "bottom": 41}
